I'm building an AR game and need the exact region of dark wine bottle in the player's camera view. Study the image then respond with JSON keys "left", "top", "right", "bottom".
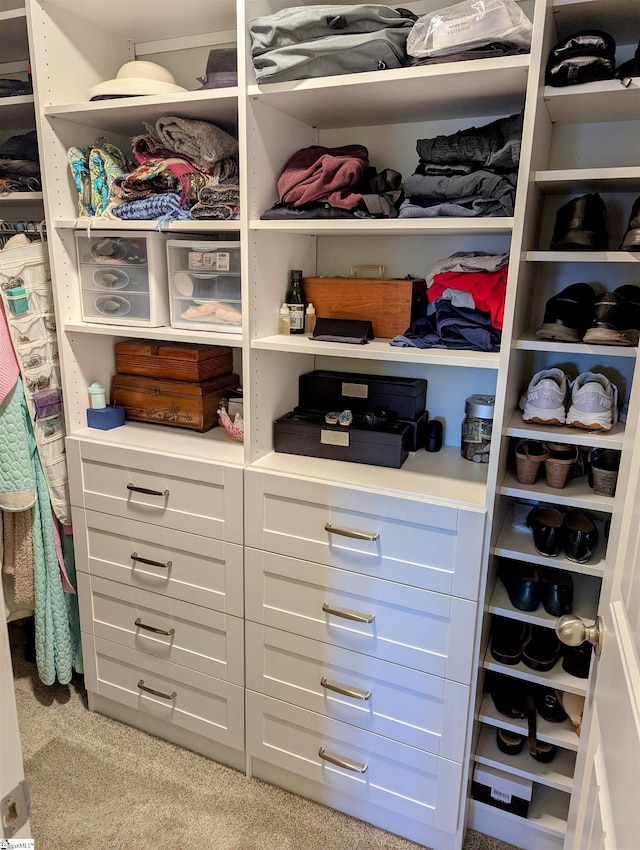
{"left": 285, "top": 269, "right": 305, "bottom": 334}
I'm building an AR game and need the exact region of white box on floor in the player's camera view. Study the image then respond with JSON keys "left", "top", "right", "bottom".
{"left": 167, "top": 239, "right": 242, "bottom": 334}
{"left": 76, "top": 232, "right": 170, "bottom": 327}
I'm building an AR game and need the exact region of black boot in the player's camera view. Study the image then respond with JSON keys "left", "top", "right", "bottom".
{"left": 550, "top": 192, "right": 608, "bottom": 251}
{"left": 620, "top": 196, "right": 640, "bottom": 251}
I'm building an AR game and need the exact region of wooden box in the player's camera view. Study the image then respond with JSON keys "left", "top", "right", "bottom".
{"left": 114, "top": 339, "right": 233, "bottom": 382}
{"left": 111, "top": 373, "right": 240, "bottom": 432}
{"left": 302, "top": 274, "right": 427, "bottom": 340}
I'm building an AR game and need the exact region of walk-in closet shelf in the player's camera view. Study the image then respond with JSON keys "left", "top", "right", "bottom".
{"left": 20, "top": 0, "right": 640, "bottom": 849}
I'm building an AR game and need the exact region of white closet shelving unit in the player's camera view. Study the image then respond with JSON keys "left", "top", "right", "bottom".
{"left": 468, "top": 2, "right": 640, "bottom": 849}
{"left": 20, "top": 0, "right": 640, "bottom": 849}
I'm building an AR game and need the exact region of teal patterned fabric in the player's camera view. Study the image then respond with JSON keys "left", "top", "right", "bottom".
{"left": 0, "top": 379, "right": 81, "bottom": 684}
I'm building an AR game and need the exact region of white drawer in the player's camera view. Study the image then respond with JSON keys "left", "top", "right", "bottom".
{"left": 246, "top": 692, "right": 462, "bottom": 836}
{"left": 246, "top": 622, "right": 469, "bottom": 761}
{"left": 244, "top": 469, "right": 484, "bottom": 600}
{"left": 78, "top": 574, "right": 244, "bottom": 684}
{"left": 67, "top": 438, "right": 243, "bottom": 543}
{"left": 245, "top": 549, "right": 476, "bottom": 683}
{"left": 72, "top": 508, "right": 243, "bottom": 617}
{"left": 83, "top": 634, "right": 244, "bottom": 751}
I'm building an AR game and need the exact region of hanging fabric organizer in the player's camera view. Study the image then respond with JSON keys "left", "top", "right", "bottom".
{"left": 0, "top": 231, "right": 71, "bottom": 529}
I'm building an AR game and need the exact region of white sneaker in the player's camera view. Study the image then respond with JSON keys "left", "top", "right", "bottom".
{"left": 520, "top": 368, "right": 569, "bottom": 425}
{"left": 567, "top": 372, "right": 618, "bottom": 431}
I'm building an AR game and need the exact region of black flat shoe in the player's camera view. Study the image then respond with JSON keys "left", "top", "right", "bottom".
{"left": 490, "top": 617, "right": 529, "bottom": 666}
{"left": 564, "top": 510, "right": 598, "bottom": 563}
{"left": 527, "top": 506, "right": 564, "bottom": 557}
{"left": 537, "top": 565, "right": 574, "bottom": 616}
{"left": 496, "top": 728, "right": 525, "bottom": 756}
{"left": 487, "top": 672, "right": 527, "bottom": 719}
{"left": 534, "top": 686, "right": 568, "bottom": 723}
{"left": 549, "top": 192, "right": 608, "bottom": 251}
{"left": 498, "top": 560, "right": 540, "bottom": 612}
{"left": 561, "top": 641, "right": 593, "bottom": 679}
{"left": 522, "top": 625, "right": 561, "bottom": 672}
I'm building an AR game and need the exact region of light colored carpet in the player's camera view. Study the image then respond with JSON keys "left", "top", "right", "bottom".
{"left": 10, "top": 623, "right": 521, "bottom": 850}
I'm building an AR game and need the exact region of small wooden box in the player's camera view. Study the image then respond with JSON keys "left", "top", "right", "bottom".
{"left": 111, "top": 373, "right": 240, "bottom": 432}
{"left": 302, "top": 274, "right": 427, "bottom": 340}
{"left": 114, "top": 339, "right": 233, "bottom": 383}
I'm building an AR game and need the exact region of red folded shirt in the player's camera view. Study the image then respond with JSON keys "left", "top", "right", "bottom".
{"left": 428, "top": 266, "right": 509, "bottom": 329}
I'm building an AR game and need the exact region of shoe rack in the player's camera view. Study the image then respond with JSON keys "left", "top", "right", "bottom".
{"left": 469, "top": 2, "right": 640, "bottom": 849}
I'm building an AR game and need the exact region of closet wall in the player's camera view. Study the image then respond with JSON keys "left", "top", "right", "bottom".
{"left": 21, "top": 1, "right": 639, "bottom": 850}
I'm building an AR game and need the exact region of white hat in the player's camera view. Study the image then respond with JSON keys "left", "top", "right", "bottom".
{"left": 88, "top": 61, "right": 186, "bottom": 100}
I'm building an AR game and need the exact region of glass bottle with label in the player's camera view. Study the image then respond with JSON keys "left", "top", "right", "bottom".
{"left": 285, "top": 269, "right": 305, "bottom": 334}
{"left": 461, "top": 394, "right": 495, "bottom": 463}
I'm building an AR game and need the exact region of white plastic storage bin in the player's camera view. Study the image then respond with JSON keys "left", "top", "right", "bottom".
{"left": 76, "top": 232, "right": 170, "bottom": 327}
{"left": 167, "top": 239, "right": 242, "bottom": 334}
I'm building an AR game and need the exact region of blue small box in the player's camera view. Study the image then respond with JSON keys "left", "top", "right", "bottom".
{"left": 87, "top": 406, "right": 125, "bottom": 430}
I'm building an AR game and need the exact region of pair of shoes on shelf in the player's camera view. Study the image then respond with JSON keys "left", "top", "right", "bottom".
{"left": 515, "top": 439, "right": 578, "bottom": 489}
{"left": 536, "top": 281, "right": 640, "bottom": 347}
{"left": 520, "top": 368, "right": 619, "bottom": 432}
{"left": 487, "top": 672, "right": 574, "bottom": 726}
{"left": 527, "top": 505, "right": 599, "bottom": 563}
{"left": 490, "top": 617, "right": 561, "bottom": 672}
{"left": 498, "top": 560, "right": 573, "bottom": 615}
{"left": 548, "top": 192, "right": 640, "bottom": 252}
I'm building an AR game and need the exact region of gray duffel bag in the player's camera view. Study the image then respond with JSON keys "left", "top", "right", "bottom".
{"left": 249, "top": 4, "right": 416, "bottom": 83}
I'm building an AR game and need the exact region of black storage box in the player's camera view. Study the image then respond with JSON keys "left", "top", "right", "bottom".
{"left": 299, "top": 370, "right": 427, "bottom": 420}
{"left": 472, "top": 765, "right": 532, "bottom": 818}
{"left": 294, "top": 406, "right": 428, "bottom": 452}
{"left": 274, "top": 410, "right": 411, "bottom": 468}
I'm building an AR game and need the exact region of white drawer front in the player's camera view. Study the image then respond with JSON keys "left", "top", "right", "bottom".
{"left": 68, "top": 438, "right": 243, "bottom": 543}
{"left": 245, "top": 549, "right": 476, "bottom": 683}
{"left": 73, "top": 508, "right": 243, "bottom": 617}
{"left": 78, "top": 574, "right": 244, "bottom": 684}
{"left": 246, "top": 692, "right": 462, "bottom": 836}
{"left": 83, "top": 634, "right": 244, "bottom": 751}
{"left": 246, "top": 622, "right": 469, "bottom": 761}
{"left": 244, "top": 469, "right": 484, "bottom": 600}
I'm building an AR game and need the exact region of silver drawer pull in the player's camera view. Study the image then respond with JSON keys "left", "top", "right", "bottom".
{"left": 130, "top": 552, "right": 172, "bottom": 569}
{"left": 137, "top": 680, "right": 177, "bottom": 700}
{"left": 322, "top": 602, "right": 375, "bottom": 624}
{"left": 134, "top": 617, "right": 175, "bottom": 637}
{"left": 325, "top": 522, "right": 379, "bottom": 541}
{"left": 321, "top": 676, "right": 371, "bottom": 701}
{"left": 127, "top": 483, "right": 169, "bottom": 497}
{"left": 319, "top": 747, "right": 368, "bottom": 774}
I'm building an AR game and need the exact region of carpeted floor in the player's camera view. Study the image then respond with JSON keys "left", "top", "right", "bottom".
{"left": 9, "top": 622, "right": 521, "bottom": 850}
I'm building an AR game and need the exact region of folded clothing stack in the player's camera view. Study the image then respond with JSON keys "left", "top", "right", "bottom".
{"left": 399, "top": 112, "right": 522, "bottom": 218}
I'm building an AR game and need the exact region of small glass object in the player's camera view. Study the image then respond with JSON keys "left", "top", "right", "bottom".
{"left": 305, "top": 302, "right": 316, "bottom": 335}
{"left": 278, "top": 302, "right": 290, "bottom": 334}
{"left": 461, "top": 394, "right": 495, "bottom": 463}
